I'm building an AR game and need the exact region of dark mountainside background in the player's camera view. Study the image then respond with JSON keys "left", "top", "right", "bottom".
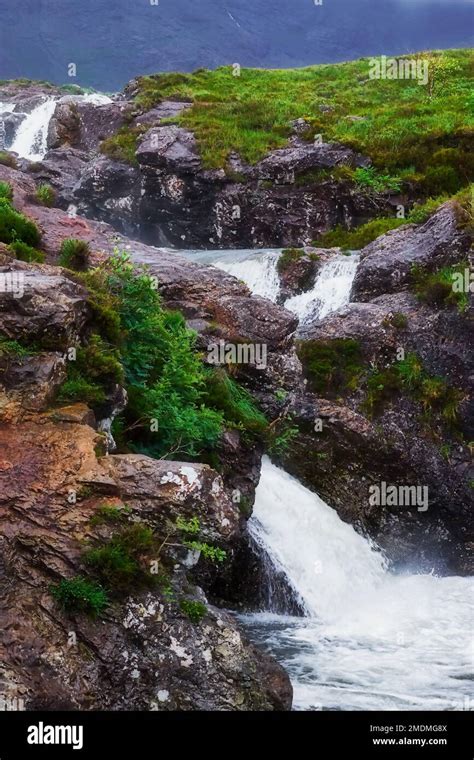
{"left": 0, "top": 0, "right": 473, "bottom": 91}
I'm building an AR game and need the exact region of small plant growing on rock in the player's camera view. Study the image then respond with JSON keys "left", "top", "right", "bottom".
{"left": 179, "top": 598, "right": 207, "bottom": 624}
{"left": 0, "top": 181, "right": 13, "bottom": 201}
{"left": 35, "top": 183, "right": 56, "bottom": 207}
{"left": 50, "top": 576, "right": 108, "bottom": 617}
{"left": 0, "top": 337, "right": 30, "bottom": 359}
{"left": 58, "top": 374, "right": 107, "bottom": 406}
{"left": 59, "top": 238, "right": 90, "bottom": 271}
{"left": 8, "top": 240, "right": 45, "bottom": 263}
{"left": 83, "top": 524, "right": 156, "bottom": 593}
{"left": 382, "top": 312, "right": 408, "bottom": 330}
{"left": 0, "top": 198, "right": 41, "bottom": 247}
{"left": 90, "top": 503, "right": 132, "bottom": 526}
{"left": 277, "top": 247, "right": 305, "bottom": 274}
{"left": 0, "top": 151, "right": 17, "bottom": 168}
{"left": 297, "top": 338, "right": 364, "bottom": 396}
{"left": 411, "top": 263, "right": 469, "bottom": 312}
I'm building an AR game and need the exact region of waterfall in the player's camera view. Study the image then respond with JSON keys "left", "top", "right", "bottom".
{"left": 242, "top": 459, "right": 474, "bottom": 710}
{"left": 6, "top": 92, "right": 112, "bottom": 162}
{"left": 285, "top": 253, "right": 359, "bottom": 325}
{"left": 215, "top": 250, "right": 281, "bottom": 300}
{"left": 9, "top": 98, "right": 58, "bottom": 161}
{"left": 183, "top": 248, "right": 358, "bottom": 325}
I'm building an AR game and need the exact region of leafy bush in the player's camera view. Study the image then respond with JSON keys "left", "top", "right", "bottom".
{"left": 179, "top": 598, "right": 207, "bottom": 624}
{"left": 0, "top": 181, "right": 13, "bottom": 201}
{"left": 106, "top": 254, "right": 224, "bottom": 458}
{"left": 0, "top": 198, "right": 41, "bottom": 246}
{"left": 297, "top": 338, "right": 363, "bottom": 396}
{"left": 59, "top": 238, "right": 90, "bottom": 271}
{"left": 8, "top": 240, "right": 45, "bottom": 263}
{"left": 35, "top": 183, "right": 56, "bottom": 207}
{"left": 50, "top": 576, "right": 108, "bottom": 617}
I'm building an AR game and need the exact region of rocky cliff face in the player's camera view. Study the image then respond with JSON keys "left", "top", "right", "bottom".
{"left": 1, "top": 82, "right": 396, "bottom": 249}
{"left": 0, "top": 246, "right": 292, "bottom": 711}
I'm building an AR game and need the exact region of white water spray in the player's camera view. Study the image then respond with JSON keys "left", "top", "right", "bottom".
{"left": 243, "top": 459, "right": 474, "bottom": 710}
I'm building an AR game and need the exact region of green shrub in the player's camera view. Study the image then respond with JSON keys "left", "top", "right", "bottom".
{"left": 354, "top": 166, "right": 402, "bottom": 193}
{"left": 277, "top": 247, "right": 305, "bottom": 274}
{"left": 35, "top": 183, "right": 56, "bottom": 207}
{"left": 100, "top": 126, "right": 145, "bottom": 166}
{"left": 57, "top": 373, "right": 107, "bottom": 406}
{"left": 407, "top": 195, "right": 449, "bottom": 224}
{"left": 83, "top": 524, "right": 156, "bottom": 593}
{"left": 50, "top": 576, "right": 108, "bottom": 617}
{"left": 8, "top": 240, "right": 45, "bottom": 263}
{"left": 59, "top": 238, "right": 90, "bottom": 271}
{"left": 314, "top": 217, "right": 406, "bottom": 250}
{"left": 382, "top": 312, "right": 408, "bottom": 329}
{"left": 183, "top": 541, "right": 227, "bottom": 563}
{"left": 297, "top": 338, "right": 364, "bottom": 396}
{"left": 108, "top": 254, "right": 223, "bottom": 458}
{"left": 76, "top": 334, "right": 124, "bottom": 385}
{"left": 364, "top": 352, "right": 462, "bottom": 422}
{"left": 0, "top": 152, "right": 17, "bottom": 168}
{"left": 268, "top": 422, "right": 299, "bottom": 456}
{"left": 90, "top": 504, "right": 131, "bottom": 526}
{"left": 0, "top": 199, "right": 41, "bottom": 246}
{"left": 0, "top": 337, "right": 30, "bottom": 359}
{"left": 179, "top": 598, "right": 207, "bottom": 624}
{"left": 411, "top": 263, "right": 470, "bottom": 312}
{"left": 202, "top": 368, "right": 267, "bottom": 437}
{"left": 0, "top": 181, "right": 13, "bottom": 201}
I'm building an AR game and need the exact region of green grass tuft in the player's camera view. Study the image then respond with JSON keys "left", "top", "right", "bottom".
{"left": 50, "top": 576, "right": 108, "bottom": 618}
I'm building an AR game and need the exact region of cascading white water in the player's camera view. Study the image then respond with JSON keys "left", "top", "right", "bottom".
{"left": 9, "top": 98, "right": 58, "bottom": 161}
{"left": 215, "top": 250, "right": 281, "bottom": 300}
{"left": 6, "top": 92, "right": 112, "bottom": 161}
{"left": 285, "top": 253, "right": 359, "bottom": 324}
{"left": 242, "top": 459, "right": 474, "bottom": 710}
{"left": 181, "top": 247, "right": 358, "bottom": 325}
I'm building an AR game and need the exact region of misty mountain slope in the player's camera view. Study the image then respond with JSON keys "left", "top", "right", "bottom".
{"left": 0, "top": 0, "right": 473, "bottom": 89}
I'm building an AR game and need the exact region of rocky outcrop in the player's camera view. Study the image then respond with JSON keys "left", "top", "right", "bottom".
{"left": 75, "top": 127, "right": 391, "bottom": 249}
{"left": 0, "top": 407, "right": 291, "bottom": 711}
{"left": 351, "top": 201, "right": 472, "bottom": 301}
{"left": 0, "top": 248, "right": 292, "bottom": 711}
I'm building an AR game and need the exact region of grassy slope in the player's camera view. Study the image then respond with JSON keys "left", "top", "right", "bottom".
{"left": 125, "top": 49, "right": 473, "bottom": 195}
